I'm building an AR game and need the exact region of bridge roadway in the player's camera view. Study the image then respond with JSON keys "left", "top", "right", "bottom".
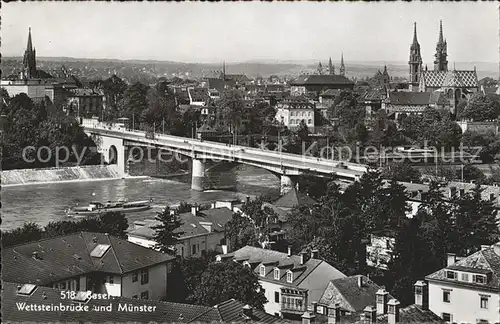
{"left": 81, "top": 118, "right": 368, "bottom": 191}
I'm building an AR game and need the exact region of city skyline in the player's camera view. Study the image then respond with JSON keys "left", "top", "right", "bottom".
{"left": 2, "top": 2, "right": 499, "bottom": 64}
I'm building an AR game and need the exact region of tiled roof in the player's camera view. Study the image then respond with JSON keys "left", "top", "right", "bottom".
{"left": 318, "top": 275, "right": 393, "bottom": 313}
{"left": 426, "top": 244, "right": 500, "bottom": 290}
{"left": 2, "top": 281, "right": 233, "bottom": 323}
{"left": 290, "top": 75, "right": 354, "bottom": 86}
{"left": 2, "top": 232, "right": 174, "bottom": 285}
{"left": 429, "top": 90, "right": 450, "bottom": 106}
{"left": 364, "top": 304, "right": 444, "bottom": 324}
{"left": 387, "top": 92, "right": 431, "bottom": 106}
{"left": 225, "top": 246, "right": 345, "bottom": 287}
{"left": 225, "top": 74, "right": 251, "bottom": 83}
{"left": 188, "top": 87, "right": 209, "bottom": 102}
{"left": 197, "top": 124, "right": 216, "bottom": 132}
{"left": 273, "top": 188, "right": 317, "bottom": 208}
{"left": 128, "top": 207, "right": 234, "bottom": 240}
{"left": 192, "top": 299, "right": 283, "bottom": 323}
{"left": 363, "top": 89, "right": 386, "bottom": 101}
{"left": 320, "top": 89, "right": 342, "bottom": 97}
{"left": 421, "top": 70, "right": 478, "bottom": 88}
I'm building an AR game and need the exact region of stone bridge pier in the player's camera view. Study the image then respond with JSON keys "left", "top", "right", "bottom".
{"left": 91, "top": 133, "right": 127, "bottom": 176}
{"left": 191, "top": 158, "right": 206, "bottom": 191}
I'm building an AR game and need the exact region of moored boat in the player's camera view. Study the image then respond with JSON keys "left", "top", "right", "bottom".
{"left": 67, "top": 199, "right": 152, "bottom": 217}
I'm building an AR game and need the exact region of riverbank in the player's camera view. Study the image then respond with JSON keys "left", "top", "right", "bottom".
{"left": 1, "top": 165, "right": 135, "bottom": 187}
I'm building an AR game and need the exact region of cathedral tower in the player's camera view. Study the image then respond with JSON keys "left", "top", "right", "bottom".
{"left": 23, "top": 27, "right": 37, "bottom": 79}
{"left": 339, "top": 53, "right": 345, "bottom": 76}
{"left": 434, "top": 20, "right": 448, "bottom": 71}
{"left": 408, "top": 22, "right": 423, "bottom": 90}
{"left": 328, "top": 57, "right": 335, "bottom": 75}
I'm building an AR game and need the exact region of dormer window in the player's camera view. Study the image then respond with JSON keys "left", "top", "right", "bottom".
{"left": 274, "top": 268, "right": 280, "bottom": 280}
{"left": 259, "top": 265, "right": 266, "bottom": 277}
{"left": 286, "top": 271, "right": 293, "bottom": 283}
{"left": 446, "top": 271, "right": 457, "bottom": 280}
{"left": 474, "top": 275, "right": 486, "bottom": 284}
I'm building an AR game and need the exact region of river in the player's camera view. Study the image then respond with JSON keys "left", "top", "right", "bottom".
{"left": 1, "top": 164, "right": 280, "bottom": 231}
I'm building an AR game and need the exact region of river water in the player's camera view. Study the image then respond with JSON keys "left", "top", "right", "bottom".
{"left": 1, "top": 165, "right": 280, "bottom": 231}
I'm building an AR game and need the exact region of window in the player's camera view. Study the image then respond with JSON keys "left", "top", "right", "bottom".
{"left": 274, "top": 269, "right": 280, "bottom": 280}
{"left": 167, "top": 263, "right": 173, "bottom": 274}
{"left": 261, "top": 287, "right": 266, "bottom": 294}
{"left": 132, "top": 295, "right": 138, "bottom": 299}
{"left": 141, "top": 291, "right": 149, "bottom": 300}
{"left": 480, "top": 295, "right": 489, "bottom": 309}
{"left": 415, "top": 286, "right": 422, "bottom": 294}
{"left": 388, "top": 305, "right": 395, "bottom": 314}
{"left": 109, "top": 276, "right": 114, "bottom": 284}
{"left": 132, "top": 272, "right": 138, "bottom": 282}
{"left": 376, "top": 295, "right": 385, "bottom": 303}
{"left": 442, "top": 313, "right": 452, "bottom": 322}
{"left": 60, "top": 282, "right": 66, "bottom": 290}
{"left": 474, "top": 275, "right": 486, "bottom": 284}
{"left": 274, "top": 291, "right": 280, "bottom": 303}
{"left": 260, "top": 265, "right": 266, "bottom": 276}
{"left": 446, "top": 271, "right": 457, "bottom": 279}
{"left": 286, "top": 272, "right": 293, "bottom": 283}
{"left": 461, "top": 273, "right": 469, "bottom": 281}
{"left": 192, "top": 244, "right": 197, "bottom": 255}
{"left": 307, "top": 119, "right": 312, "bottom": 124}
{"left": 140, "top": 269, "right": 149, "bottom": 285}
{"left": 442, "top": 290, "right": 450, "bottom": 303}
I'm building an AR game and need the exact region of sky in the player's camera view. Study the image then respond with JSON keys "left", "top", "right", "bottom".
{"left": 2, "top": 2, "right": 499, "bottom": 64}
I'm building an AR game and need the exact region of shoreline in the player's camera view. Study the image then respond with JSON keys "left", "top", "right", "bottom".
{"left": 1, "top": 175, "right": 150, "bottom": 188}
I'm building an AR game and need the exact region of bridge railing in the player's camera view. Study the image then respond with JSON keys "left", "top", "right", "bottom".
{"left": 81, "top": 119, "right": 368, "bottom": 174}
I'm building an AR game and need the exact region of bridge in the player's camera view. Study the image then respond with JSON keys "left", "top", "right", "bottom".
{"left": 81, "top": 118, "right": 368, "bottom": 193}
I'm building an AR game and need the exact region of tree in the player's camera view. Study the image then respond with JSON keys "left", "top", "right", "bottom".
{"left": 144, "top": 81, "right": 179, "bottom": 132}
{"left": 225, "top": 212, "right": 259, "bottom": 251}
{"left": 217, "top": 90, "right": 245, "bottom": 132}
{"left": 191, "top": 261, "right": 267, "bottom": 309}
{"left": 1, "top": 222, "right": 43, "bottom": 247}
{"left": 381, "top": 162, "right": 422, "bottom": 183}
{"left": 456, "top": 163, "right": 486, "bottom": 183}
{"left": 296, "top": 119, "right": 310, "bottom": 144}
{"left": 176, "top": 251, "right": 219, "bottom": 303}
{"left": 459, "top": 93, "right": 500, "bottom": 121}
{"left": 122, "top": 82, "right": 150, "bottom": 125}
{"left": 101, "top": 75, "right": 127, "bottom": 119}
{"left": 328, "top": 90, "right": 365, "bottom": 129}
{"left": 152, "top": 206, "right": 184, "bottom": 255}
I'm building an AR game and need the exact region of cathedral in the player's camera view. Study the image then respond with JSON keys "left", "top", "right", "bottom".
{"left": 316, "top": 54, "right": 345, "bottom": 77}
{"left": 408, "top": 21, "right": 479, "bottom": 115}
{"left": 22, "top": 27, "right": 38, "bottom": 79}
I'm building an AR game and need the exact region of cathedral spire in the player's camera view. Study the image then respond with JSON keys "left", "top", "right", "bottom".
{"left": 339, "top": 53, "right": 345, "bottom": 76}
{"left": 434, "top": 20, "right": 448, "bottom": 71}
{"left": 412, "top": 22, "right": 418, "bottom": 45}
{"left": 438, "top": 20, "right": 444, "bottom": 44}
{"left": 328, "top": 57, "right": 334, "bottom": 75}
{"left": 317, "top": 61, "right": 323, "bottom": 75}
{"left": 23, "top": 27, "right": 37, "bottom": 79}
{"left": 27, "top": 27, "right": 33, "bottom": 53}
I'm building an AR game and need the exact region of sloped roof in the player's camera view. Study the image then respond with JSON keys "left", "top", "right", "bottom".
{"left": 290, "top": 74, "right": 354, "bottom": 86}
{"left": 363, "top": 88, "right": 386, "bottom": 101}
{"left": 421, "top": 70, "right": 478, "bottom": 88}
{"left": 225, "top": 245, "right": 345, "bottom": 287}
{"left": 192, "top": 299, "right": 282, "bottom": 323}
{"left": 188, "top": 87, "right": 209, "bottom": 102}
{"left": 426, "top": 244, "right": 500, "bottom": 290}
{"left": 197, "top": 123, "right": 216, "bottom": 133}
{"left": 361, "top": 304, "right": 445, "bottom": 324}
{"left": 387, "top": 91, "right": 431, "bottom": 106}
{"left": 320, "top": 89, "right": 343, "bottom": 97}
{"left": 429, "top": 90, "right": 450, "bottom": 106}
{"left": 273, "top": 187, "right": 317, "bottom": 208}
{"left": 2, "top": 232, "right": 174, "bottom": 285}
{"left": 69, "top": 88, "right": 103, "bottom": 97}
{"left": 318, "top": 275, "right": 393, "bottom": 313}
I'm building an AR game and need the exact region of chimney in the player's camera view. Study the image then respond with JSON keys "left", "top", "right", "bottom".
{"left": 288, "top": 245, "right": 292, "bottom": 257}
{"left": 387, "top": 299, "right": 400, "bottom": 324}
{"left": 357, "top": 275, "right": 364, "bottom": 288}
{"left": 413, "top": 280, "right": 428, "bottom": 310}
{"left": 375, "top": 287, "right": 388, "bottom": 315}
{"left": 191, "top": 205, "right": 199, "bottom": 216}
{"left": 459, "top": 188, "right": 465, "bottom": 197}
{"left": 311, "top": 301, "right": 318, "bottom": 314}
{"left": 448, "top": 186, "right": 456, "bottom": 198}
{"left": 242, "top": 304, "right": 253, "bottom": 318}
{"left": 481, "top": 244, "right": 490, "bottom": 251}
{"left": 302, "top": 311, "right": 316, "bottom": 324}
{"left": 328, "top": 303, "right": 341, "bottom": 324}
{"left": 300, "top": 252, "right": 306, "bottom": 265}
{"left": 494, "top": 243, "right": 500, "bottom": 256}
{"left": 447, "top": 253, "right": 456, "bottom": 266}
{"left": 363, "top": 305, "right": 377, "bottom": 324}
{"left": 92, "top": 236, "right": 97, "bottom": 243}
{"left": 311, "top": 249, "right": 319, "bottom": 259}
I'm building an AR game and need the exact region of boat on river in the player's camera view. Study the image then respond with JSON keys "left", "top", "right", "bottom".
{"left": 67, "top": 199, "right": 152, "bottom": 217}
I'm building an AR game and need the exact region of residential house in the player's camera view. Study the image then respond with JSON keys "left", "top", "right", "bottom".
{"left": 2, "top": 232, "right": 175, "bottom": 301}
{"left": 217, "top": 245, "right": 346, "bottom": 318}
{"left": 188, "top": 87, "right": 210, "bottom": 106}
{"left": 3, "top": 281, "right": 282, "bottom": 323}
{"left": 127, "top": 205, "right": 234, "bottom": 258}
{"left": 362, "top": 88, "right": 387, "bottom": 121}
{"left": 66, "top": 88, "right": 105, "bottom": 118}
{"left": 425, "top": 243, "right": 500, "bottom": 324}
{"left": 306, "top": 278, "right": 443, "bottom": 324}
{"left": 275, "top": 96, "right": 316, "bottom": 130}
{"left": 290, "top": 75, "right": 354, "bottom": 98}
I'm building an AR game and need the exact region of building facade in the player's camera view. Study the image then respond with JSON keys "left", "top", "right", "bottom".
{"left": 275, "top": 96, "right": 315, "bottom": 130}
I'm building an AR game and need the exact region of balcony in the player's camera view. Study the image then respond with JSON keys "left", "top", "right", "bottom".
{"left": 281, "top": 301, "right": 306, "bottom": 315}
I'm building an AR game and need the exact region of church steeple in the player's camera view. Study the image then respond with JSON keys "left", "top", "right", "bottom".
{"left": 409, "top": 22, "right": 423, "bottom": 90}
{"left": 434, "top": 20, "right": 448, "bottom": 71}
{"left": 328, "top": 57, "right": 334, "bottom": 75}
{"left": 317, "top": 61, "right": 323, "bottom": 75}
{"left": 339, "top": 53, "right": 345, "bottom": 76}
{"left": 23, "top": 27, "right": 37, "bottom": 79}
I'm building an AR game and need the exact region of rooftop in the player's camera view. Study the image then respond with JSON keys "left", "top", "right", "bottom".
{"left": 273, "top": 187, "right": 317, "bottom": 209}
{"left": 2, "top": 232, "right": 174, "bottom": 286}
{"left": 192, "top": 299, "right": 283, "bottom": 323}
{"left": 421, "top": 70, "right": 478, "bottom": 88}
{"left": 387, "top": 91, "right": 431, "bottom": 106}
{"left": 290, "top": 74, "right": 354, "bottom": 86}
